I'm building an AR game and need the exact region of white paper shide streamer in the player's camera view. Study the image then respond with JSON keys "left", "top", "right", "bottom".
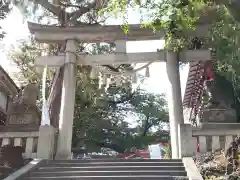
{"left": 41, "top": 65, "right": 50, "bottom": 125}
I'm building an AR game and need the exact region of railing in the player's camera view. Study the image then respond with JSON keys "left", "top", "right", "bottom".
{"left": 0, "top": 131, "right": 39, "bottom": 159}
{"left": 125, "top": 153, "right": 137, "bottom": 159}
{"left": 179, "top": 123, "right": 240, "bottom": 157}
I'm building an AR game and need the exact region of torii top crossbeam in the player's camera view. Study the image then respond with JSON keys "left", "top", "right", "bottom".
{"left": 28, "top": 22, "right": 212, "bottom": 66}
{"left": 28, "top": 22, "right": 210, "bottom": 43}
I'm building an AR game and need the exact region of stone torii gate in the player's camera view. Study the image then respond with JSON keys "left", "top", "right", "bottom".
{"left": 28, "top": 22, "right": 211, "bottom": 159}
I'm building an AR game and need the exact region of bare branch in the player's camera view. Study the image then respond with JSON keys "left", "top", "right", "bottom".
{"left": 34, "top": 0, "right": 61, "bottom": 16}
{"left": 102, "top": 65, "right": 121, "bottom": 72}
{"left": 68, "top": 1, "right": 97, "bottom": 24}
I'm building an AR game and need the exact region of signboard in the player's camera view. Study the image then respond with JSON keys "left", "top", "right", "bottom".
{"left": 148, "top": 144, "right": 162, "bottom": 159}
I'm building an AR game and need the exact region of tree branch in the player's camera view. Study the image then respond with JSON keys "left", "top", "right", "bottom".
{"left": 34, "top": 0, "right": 61, "bottom": 16}
{"left": 68, "top": 1, "right": 97, "bottom": 24}
{"left": 213, "top": 0, "right": 240, "bottom": 22}
{"left": 102, "top": 65, "right": 121, "bottom": 72}
{"left": 142, "top": 116, "right": 151, "bottom": 136}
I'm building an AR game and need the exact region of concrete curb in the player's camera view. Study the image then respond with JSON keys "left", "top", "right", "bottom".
{"left": 182, "top": 157, "right": 203, "bottom": 180}
{"left": 4, "top": 159, "right": 43, "bottom": 180}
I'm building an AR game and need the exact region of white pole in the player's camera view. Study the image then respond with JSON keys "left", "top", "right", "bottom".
{"left": 41, "top": 64, "right": 50, "bottom": 125}
{"left": 166, "top": 51, "right": 184, "bottom": 158}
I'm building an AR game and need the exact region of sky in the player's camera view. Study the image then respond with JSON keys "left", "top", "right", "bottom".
{"left": 0, "top": 7, "right": 190, "bottom": 97}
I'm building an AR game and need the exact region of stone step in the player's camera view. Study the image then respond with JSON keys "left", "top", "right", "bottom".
{"left": 46, "top": 161, "right": 184, "bottom": 167}
{"left": 37, "top": 165, "right": 186, "bottom": 172}
{"left": 20, "top": 159, "right": 189, "bottom": 180}
{"left": 29, "top": 170, "right": 187, "bottom": 177}
{"left": 48, "top": 159, "right": 182, "bottom": 163}
{"left": 22, "top": 175, "right": 189, "bottom": 180}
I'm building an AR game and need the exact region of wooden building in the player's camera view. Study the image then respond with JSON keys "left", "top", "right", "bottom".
{"left": 0, "top": 66, "right": 19, "bottom": 125}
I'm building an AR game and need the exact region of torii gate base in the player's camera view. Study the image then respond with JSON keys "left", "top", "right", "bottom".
{"left": 28, "top": 22, "right": 211, "bottom": 159}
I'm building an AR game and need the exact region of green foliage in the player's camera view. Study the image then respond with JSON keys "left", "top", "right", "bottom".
{"left": 8, "top": 38, "right": 55, "bottom": 84}
{"left": 72, "top": 82, "right": 169, "bottom": 153}
{"left": 163, "top": 143, "right": 171, "bottom": 159}
{"left": 131, "top": 90, "right": 168, "bottom": 136}
{"left": 209, "top": 6, "right": 240, "bottom": 91}
{"left": 8, "top": 37, "right": 57, "bottom": 109}
{"left": 102, "top": 0, "right": 209, "bottom": 51}
{"left": 102, "top": 0, "right": 240, "bottom": 104}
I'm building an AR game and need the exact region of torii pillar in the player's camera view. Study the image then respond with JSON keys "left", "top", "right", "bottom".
{"left": 166, "top": 51, "right": 184, "bottom": 159}
{"left": 55, "top": 40, "right": 78, "bottom": 159}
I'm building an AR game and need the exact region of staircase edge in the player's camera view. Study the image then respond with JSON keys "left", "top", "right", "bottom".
{"left": 3, "top": 159, "right": 44, "bottom": 180}
{"left": 182, "top": 157, "right": 203, "bottom": 180}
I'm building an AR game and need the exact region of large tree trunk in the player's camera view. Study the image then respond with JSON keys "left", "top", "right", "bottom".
{"left": 142, "top": 117, "right": 151, "bottom": 137}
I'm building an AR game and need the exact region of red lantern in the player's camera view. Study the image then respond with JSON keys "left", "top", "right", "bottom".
{"left": 204, "top": 61, "right": 214, "bottom": 81}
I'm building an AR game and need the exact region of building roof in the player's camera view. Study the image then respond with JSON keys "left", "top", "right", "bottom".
{"left": 183, "top": 61, "right": 205, "bottom": 108}
{"left": 0, "top": 65, "right": 19, "bottom": 96}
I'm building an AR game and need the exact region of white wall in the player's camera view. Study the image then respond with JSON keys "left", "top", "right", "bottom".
{"left": 183, "top": 107, "right": 192, "bottom": 124}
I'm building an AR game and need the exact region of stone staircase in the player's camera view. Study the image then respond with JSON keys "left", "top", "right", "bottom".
{"left": 19, "top": 159, "right": 189, "bottom": 180}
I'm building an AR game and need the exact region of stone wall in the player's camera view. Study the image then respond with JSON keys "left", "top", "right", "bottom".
{"left": 0, "top": 83, "right": 41, "bottom": 132}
